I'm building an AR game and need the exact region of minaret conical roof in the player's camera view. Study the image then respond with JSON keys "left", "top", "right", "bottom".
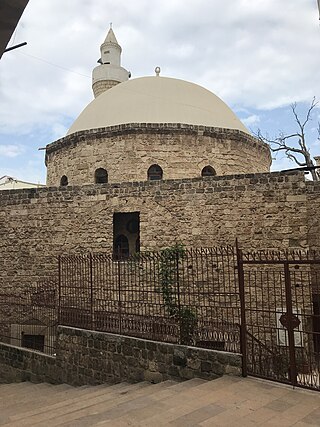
{"left": 104, "top": 28, "right": 118, "bottom": 45}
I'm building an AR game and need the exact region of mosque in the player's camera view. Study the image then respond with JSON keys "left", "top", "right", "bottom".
{"left": 44, "top": 27, "right": 275, "bottom": 258}
{"left": 0, "top": 27, "right": 319, "bottom": 292}
{"left": 46, "top": 27, "right": 271, "bottom": 189}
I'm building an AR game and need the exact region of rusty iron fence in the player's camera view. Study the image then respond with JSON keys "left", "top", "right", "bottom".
{"left": 0, "top": 280, "right": 57, "bottom": 355}
{"left": 1, "top": 245, "right": 320, "bottom": 392}
{"left": 58, "top": 247, "right": 241, "bottom": 353}
{"left": 237, "top": 247, "right": 320, "bottom": 391}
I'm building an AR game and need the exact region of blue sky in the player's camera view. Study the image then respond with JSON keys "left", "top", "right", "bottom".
{"left": 0, "top": 0, "right": 319, "bottom": 184}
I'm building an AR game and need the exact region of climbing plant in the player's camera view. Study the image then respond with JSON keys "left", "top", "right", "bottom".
{"left": 158, "top": 243, "right": 197, "bottom": 345}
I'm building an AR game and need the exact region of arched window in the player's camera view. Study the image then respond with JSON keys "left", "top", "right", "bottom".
{"left": 60, "top": 175, "right": 68, "bottom": 186}
{"left": 114, "top": 235, "right": 129, "bottom": 260}
{"left": 95, "top": 168, "right": 108, "bottom": 184}
{"left": 147, "top": 164, "right": 163, "bottom": 181}
{"left": 201, "top": 165, "right": 216, "bottom": 177}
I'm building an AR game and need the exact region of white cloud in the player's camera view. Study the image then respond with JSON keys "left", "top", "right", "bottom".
{"left": 1, "top": 0, "right": 320, "bottom": 182}
{"left": 0, "top": 144, "right": 24, "bottom": 158}
{"left": 242, "top": 114, "right": 260, "bottom": 127}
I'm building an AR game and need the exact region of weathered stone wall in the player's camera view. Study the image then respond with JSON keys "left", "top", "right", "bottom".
{"left": 46, "top": 124, "right": 271, "bottom": 186}
{"left": 307, "top": 181, "right": 320, "bottom": 251}
{"left": 0, "top": 327, "right": 241, "bottom": 385}
{"left": 0, "top": 342, "right": 57, "bottom": 384}
{"left": 0, "top": 171, "right": 312, "bottom": 294}
{"left": 92, "top": 80, "right": 119, "bottom": 98}
{"left": 56, "top": 327, "right": 241, "bottom": 386}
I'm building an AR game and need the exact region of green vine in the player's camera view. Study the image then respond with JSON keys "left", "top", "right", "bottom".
{"left": 158, "top": 243, "right": 197, "bottom": 345}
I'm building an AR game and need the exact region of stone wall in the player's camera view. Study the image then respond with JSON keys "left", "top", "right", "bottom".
{"left": 56, "top": 327, "right": 241, "bottom": 386}
{"left": 92, "top": 80, "right": 119, "bottom": 98}
{"left": 307, "top": 181, "right": 320, "bottom": 251}
{"left": 0, "top": 327, "right": 241, "bottom": 385}
{"left": 45, "top": 124, "right": 271, "bottom": 186}
{"left": 0, "top": 342, "right": 57, "bottom": 384}
{"left": 0, "top": 171, "right": 312, "bottom": 294}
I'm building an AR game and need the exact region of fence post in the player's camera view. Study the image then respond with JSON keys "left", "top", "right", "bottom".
{"left": 89, "top": 253, "right": 94, "bottom": 330}
{"left": 175, "top": 250, "right": 182, "bottom": 344}
{"left": 118, "top": 259, "right": 122, "bottom": 335}
{"left": 284, "top": 261, "right": 298, "bottom": 387}
{"left": 58, "top": 255, "right": 61, "bottom": 326}
{"left": 236, "top": 241, "right": 248, "bottom": 377}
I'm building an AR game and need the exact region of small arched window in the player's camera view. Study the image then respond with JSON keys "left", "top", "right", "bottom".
{"left": 147, "top": 164, "right": 163, "bottom": 181}
{"left": 114, "top": 235, "right": 129, "bottom": 260}
{"left": 201, "top": 166, "right": 216, "bottom": 177}
{"left": 95, "top": 168, "right": 108, "bottom": 184}
{"left": 60, "top": 175, "right": 68, "bottom": 186}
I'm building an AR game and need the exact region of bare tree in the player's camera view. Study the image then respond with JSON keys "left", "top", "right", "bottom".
{"left": 257, "top": 97, "right": 320, "bottom": 181}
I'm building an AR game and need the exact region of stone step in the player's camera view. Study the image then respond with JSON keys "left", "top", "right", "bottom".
{"left": 5, "top": 381, "right": 153, "bottom": 426}
{"left": 13, "top": 380, "right": 181, "bottom": 427}
{"left": 0, "top": 382, "right": 126, "bottom": 423}
{"left": 0, "top": 376, "right": 318, "bottom": 427}
{"left": 50, "top": 380, "right": 181, "bottom": 427}
{"left": 0, "top": 383, "right": 74, "bottom": 403}
{"left": 125, "top": 376, "right": 241, "bottom": 426}
{"left": 0, "top": 384, "right": 98, "bottom": 421}
{"left": 90, "top": 377, "right": 239, "bottom": 426}
{"left": 93, "top": 377, "right": 224, "bottom": 426}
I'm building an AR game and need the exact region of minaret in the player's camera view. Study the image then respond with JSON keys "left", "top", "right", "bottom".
{"left": 92, "top": 25, "right": 130, "bottom": 98}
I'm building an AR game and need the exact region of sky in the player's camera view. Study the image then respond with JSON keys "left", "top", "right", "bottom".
{"left": 0, "top": 0, "right": 320, "bottom": 184}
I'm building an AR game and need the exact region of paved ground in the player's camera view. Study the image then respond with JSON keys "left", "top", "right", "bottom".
{"left": 0, "top": 376, "right": 319, "bottom": 426}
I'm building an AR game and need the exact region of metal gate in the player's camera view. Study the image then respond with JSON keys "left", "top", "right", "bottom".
{"left": 237, "top": 247, "right": 320, "bottom": 391}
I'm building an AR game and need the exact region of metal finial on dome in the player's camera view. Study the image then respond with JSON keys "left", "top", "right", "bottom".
{"left": 155, "top": 66, "right": 161, "bottom": 76}
{"left": 110, "top": 22, "right": 112, "bottom": 29}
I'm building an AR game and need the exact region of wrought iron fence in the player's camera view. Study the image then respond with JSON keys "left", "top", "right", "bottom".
{"left": 237, "top": 247, "right": 320, "bottom": 391}
{"left": 0, "top": 280, "right": 58, "bottom": 355}
{"left": 1, "top": 245, "right": 319, "bottom": 392}
{"left": 58, "top": 246, "right": 241, "bottom": 353}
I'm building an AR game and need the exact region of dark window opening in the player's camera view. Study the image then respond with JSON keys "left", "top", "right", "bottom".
{"left": 147, "top": 164, "right": 163, "bottom": 181}
{"left": 201, "top": 165, "right": 216, "bottom": 177}
{"left": 113, "top": 212, "right": 140, "bottom": 259}
{"left": 60, "top": 175, "right": 68, "bottom": 186}
{"left": 21, "top": 333, "right": 45, "bottom": 352}
{"left": 95, "top": 168, "right": 108, "bottom": 184}
{"left": 114, "top": 235, "right": 129, "bottom": 260}
{"left": 135, "top": 237, "right": 140, "bottom": 253}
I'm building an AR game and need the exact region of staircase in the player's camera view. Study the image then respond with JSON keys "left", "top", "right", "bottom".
{"left": 0, "top": 376, "right": 319, "bottom": 426}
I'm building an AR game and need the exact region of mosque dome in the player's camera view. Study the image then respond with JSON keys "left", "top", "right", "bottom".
{"left": 67, "top": 76, "right": 249, "bottom": 136}
{"left": 45, "top": 28, "right": 271, "bottom": 187}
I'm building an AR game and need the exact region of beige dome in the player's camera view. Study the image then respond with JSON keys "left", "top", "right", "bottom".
{"left": 67, "top": 76, "right": 249, "bottom": 135}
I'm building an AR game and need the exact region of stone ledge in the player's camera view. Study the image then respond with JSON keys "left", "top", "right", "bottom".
{"left": 0, "top": 170, "right": 305, "bottom": 200}
{"left": 45, "top": 123, "right": 270, "bottom": 157}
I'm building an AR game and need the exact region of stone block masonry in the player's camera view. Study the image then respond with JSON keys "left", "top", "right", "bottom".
{"left": 0, "top": 326, "right": 242, "bottom": 385}
{"left": 45, "top": 124, "right": 271, "bottom": 186}
{"left": 0, "top": 170, "right": 315, "bottom": 296}
{"left": 56, "top": 327, "right": 241, "bottom": 386}
{"left": 0, "top": 342, "right": 57, "bottom": 384}
{"left": 307, "top": 180, "right": 320, "bottom": 251}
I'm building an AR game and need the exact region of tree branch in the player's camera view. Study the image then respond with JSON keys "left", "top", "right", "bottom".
{"left": 286, "top": 153, "right": 306, "bottom": 167}
{"left": 255, "top": 98, "right": 319, "bottom": 181}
